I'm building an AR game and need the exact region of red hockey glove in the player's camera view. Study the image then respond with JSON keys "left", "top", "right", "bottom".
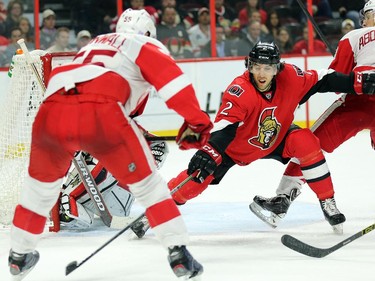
{"left": 176, "top": 120, "right": 213, "bottom": 150}
{"left": 187, "top": 143, "right": 222, "bottom": 183}
{"left": 353, "top": 71, "right": 375, "bottom": 95}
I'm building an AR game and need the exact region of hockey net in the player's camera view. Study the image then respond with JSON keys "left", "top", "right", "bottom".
{"left": 0, "top": 50, "right": 75, "bottom": 228}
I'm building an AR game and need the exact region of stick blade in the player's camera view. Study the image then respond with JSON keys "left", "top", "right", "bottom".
{"left": 281, "top": 234, "right": 330, "bottom": 258}
{"left": 66, "top": 261, "right": 79, "bottom": 276}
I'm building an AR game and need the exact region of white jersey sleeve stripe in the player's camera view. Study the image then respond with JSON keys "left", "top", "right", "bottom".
{"left": 157, "top": 73, "right": 192, "bottom": 101}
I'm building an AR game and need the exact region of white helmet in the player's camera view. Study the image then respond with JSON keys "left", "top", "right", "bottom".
{"left": 364, "top": 0, "right": 375, "bottom": 13}
{"left": 116, "top": 8, "right": 156, "bottom": 38}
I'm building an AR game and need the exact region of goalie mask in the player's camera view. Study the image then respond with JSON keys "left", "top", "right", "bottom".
{"left": 116, "top": 8, "right": 156, "bottom": 38}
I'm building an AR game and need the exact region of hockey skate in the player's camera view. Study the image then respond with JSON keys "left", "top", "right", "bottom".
{"left": 130, "top": 215, "right": 150, "bottom": 238}
{"left": 319, "top": 197, "right": 346, "bottom": 234}
{"left": 249, "top": 188, "right": 300, "bottom": 228}
{"left": 8, "top": 249, "right": 40, "bottom": 281}
{"left": 168, "top": 246, "right": 203, "bottom": 280}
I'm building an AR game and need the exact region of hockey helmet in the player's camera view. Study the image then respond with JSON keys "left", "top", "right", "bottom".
{"left": 364, "top": 0, "right": 375, "bottom": 13}
{"left": 247, "top": 41, "right": 280, "bottom": 68}
{"left": 116, "top": 8, "right": 156, "bottom": 38}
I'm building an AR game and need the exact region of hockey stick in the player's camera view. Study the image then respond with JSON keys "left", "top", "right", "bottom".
{"left": 281, "top": 223, "right": 375, "bottom": 258}
{"left": 72, "top": 153, "right": 135, "bottom": 228}
{"left": 65, "top": 173, "right": 195, "bottom": 276}
{"left": 295, "top": 0, "right": 335, "bottom": 56}
{"left": 146, "top": 136, "right": 176, "bottom": 141}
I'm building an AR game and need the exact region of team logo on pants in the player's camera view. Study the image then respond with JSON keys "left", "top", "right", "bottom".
{"left": 249, "top": 107, "right": 281, "bottom": 149}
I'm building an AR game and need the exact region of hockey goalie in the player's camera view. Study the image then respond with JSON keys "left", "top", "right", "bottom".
{"left": 58, "top": 132, "right": 168, "bottom": 238}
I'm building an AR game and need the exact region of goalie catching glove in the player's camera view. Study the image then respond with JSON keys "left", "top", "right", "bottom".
{"left": 353, "top": 71, "right": 375, "bottom": 95}
{"left": 187, "top": 143, "right": 222, "bottom": 183}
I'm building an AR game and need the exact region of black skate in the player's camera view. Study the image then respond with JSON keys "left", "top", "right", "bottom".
{"left": 168, "top": 246, "right": 203, "bottom": 280}
{"left": 9, "top": 249, "right": 40, "bottom": 280}
{"left": 249, "top": 188, "right": 300, "bottom": 228}
{"left": 320, "top": 197, "right": 346, "bottom": 234}
{"left": 130, "top": 215, "right": 150, "bottom": 238}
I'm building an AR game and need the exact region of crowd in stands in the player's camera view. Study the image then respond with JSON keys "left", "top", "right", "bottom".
{"left": 0, "top": 0, "right": 367, "bottom": 67}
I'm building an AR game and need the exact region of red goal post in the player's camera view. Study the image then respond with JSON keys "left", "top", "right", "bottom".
{"left": 0, "top": 50, "right": 75, "bottom": 229}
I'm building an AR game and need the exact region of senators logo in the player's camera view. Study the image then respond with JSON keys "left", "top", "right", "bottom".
{"left": 227, "top": 84, "right": 244, "bottom": 97}
{"left": 249, "top": 107, "right": 281, "bottom": 149}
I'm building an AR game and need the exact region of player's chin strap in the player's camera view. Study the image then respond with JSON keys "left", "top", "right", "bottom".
{"left": 65, "top": 172, "right": 197, "bottom": 276}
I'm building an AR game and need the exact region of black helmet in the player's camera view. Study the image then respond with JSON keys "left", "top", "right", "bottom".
{"left": 248, "top": 41, "right": 280, "bottom": 65}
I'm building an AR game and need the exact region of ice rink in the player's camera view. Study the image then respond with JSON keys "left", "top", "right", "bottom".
{"left": 1, "top": 131, "right": 374, "bottom": 281}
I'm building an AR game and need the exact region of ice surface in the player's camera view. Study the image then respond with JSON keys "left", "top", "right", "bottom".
{"left": 1, "top": 131, "right": 374, "bottom": 281}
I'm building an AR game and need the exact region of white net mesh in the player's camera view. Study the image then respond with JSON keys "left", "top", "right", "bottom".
{"left": 0, "top": 51, "right": 74, "bottom": 226}
{"left": 0, "top": 52, "right": 45, "bottom": 226}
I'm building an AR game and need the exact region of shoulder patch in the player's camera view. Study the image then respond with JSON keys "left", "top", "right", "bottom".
{"left": 227, "top": 84, "right": 245, "bottom": 97}
{"left": 292, "top": 64, "right": 304, "bottom": 77}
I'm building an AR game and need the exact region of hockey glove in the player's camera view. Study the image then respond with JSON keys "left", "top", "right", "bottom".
{"left": 354, "top": 71, "right": 375, "bottom": 95}
{"left": 176, "top": 119, "right": 213, "bottom": 150}
{"left": 187, "top": 143, "right": 222, "bottom": 183}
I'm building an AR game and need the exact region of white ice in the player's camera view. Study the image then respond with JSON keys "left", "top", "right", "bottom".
{"left": 1, "top": 131, "right": 374, "bottom": 281}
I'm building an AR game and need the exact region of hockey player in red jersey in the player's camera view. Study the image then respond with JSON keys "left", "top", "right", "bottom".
{"left": 167, "top": 41, "right": 375, "bottom": 234}
{"left": 8, "top": 9, "right": 211, "bottom": 280}
{"left": 251, "top": 0, "right": 375, "bottom": 230}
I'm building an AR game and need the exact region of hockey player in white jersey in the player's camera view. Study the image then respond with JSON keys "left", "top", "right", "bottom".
{"left": 8, "top": 8, "right": 212, "bottom": 280}
{"left": 250, "top": 0, "right": 375, "bottom": 230}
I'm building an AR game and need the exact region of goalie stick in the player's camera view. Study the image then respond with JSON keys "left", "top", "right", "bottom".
{"left": 281, "top": 223, "right": 375, "bottom": 258}
{"left": 65, "top": 173, "right": 195, "bottom": 276}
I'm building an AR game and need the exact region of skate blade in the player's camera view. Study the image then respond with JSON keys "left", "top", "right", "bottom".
{"left": 332, "top": 223, "right": 343, "bottom": 235}
{"left": 249, "top": 202, "right": 283, "bottom": 228}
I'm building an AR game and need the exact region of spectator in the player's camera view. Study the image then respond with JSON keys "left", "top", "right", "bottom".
{"left": 329, "top": 0, "right": 363, "bottom": 29}
{"left": 275, "top": 26, "right": 293, "bottom": 54}
{"left": 76, "top": 29, "right": 91, "bottom": 51}
{"left": 40, "top": 9, "right": 57, "bottom": 50}
{"left": 265, "top": 10, "right": 281, "bottom": 41}
{"left": 225, "top": 19, "right": 242, "bottom": 56}
{"left": 129, "top": 0, "right": 159, "bottom": 23}
{"left": 0, "top": 34, "right": 8, "bottom": 55}
{"left": 238, "top": 0, "right": 267, "bottom": 28}
{"left": 237, "top": 20, "right": 270, "bottom": 56}
{"left": 157, "top": 0, "right": 193, "bottom": 29}
{"left": 188, "top": 7, "right": 211, "bottom": 58}
{"left": 290, "top": 0, "right": 333, "bottom": 22}
{"left": 215, "top": 0, "right": 236, "bottom": 35}
{"left": 0, "top": 0, "right": 6, "bottom": 35}
{"left": 157, "top": 6, "right": 193, "bottom": 59}
{"left": 341, "top": 18, "right": 355, "bottom": 36}
{"left": 4, "top": 0, "right": 23, "bottom": 37}
{"left": 0, "top": 27, "right": 31, "bottom": 67}
{"left": 46, "top": 27, "right": 74, "bottom": 53}
{"left": 247, "top": 9, "right": 269, "bottom": 35}
{"left": 291, "top": 25, "right": 328, "bottom": 54}
{"left": 18, "top": 16, "right": 33, "bottom": 43}
{"left": 200, "top": 25, "right": 232, "bottom": 57}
